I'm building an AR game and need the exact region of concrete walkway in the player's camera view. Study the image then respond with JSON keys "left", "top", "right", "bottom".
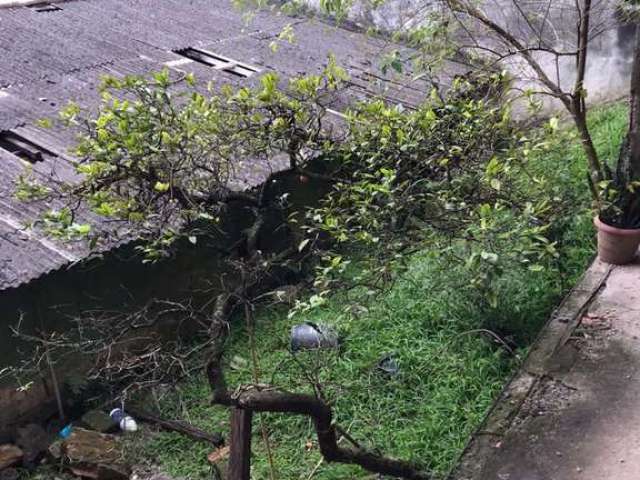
{"left": 452, "top": 258, "right": 640, "bottom": 480}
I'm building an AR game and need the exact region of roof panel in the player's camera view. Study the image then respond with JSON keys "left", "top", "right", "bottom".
{"left": 0, "top": 0, "right": 426, "bottom": 291}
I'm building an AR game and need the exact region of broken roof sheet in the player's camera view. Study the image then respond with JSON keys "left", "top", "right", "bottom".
{"left": 0, "top": 0, "right": 426, "bottom": 291}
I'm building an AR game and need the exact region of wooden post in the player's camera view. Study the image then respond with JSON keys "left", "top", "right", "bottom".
{"left": 34, "top": 298, "right": 66, "bottom": 424}
{"left": 228, "top": 408, "right": 253, "bottom": 480}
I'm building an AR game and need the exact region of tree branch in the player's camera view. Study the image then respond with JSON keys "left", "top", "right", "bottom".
{"left": 128, "top": 407, "right": 224, "bottom": 446}
{"left": 206, "top": 357, "right": 432, "bottom": 480}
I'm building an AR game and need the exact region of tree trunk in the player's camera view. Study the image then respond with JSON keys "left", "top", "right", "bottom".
{"left": 572, "top": 109, "right": 604, "bottom": 185}
{"left": 629, "top": 25, "right": 640, "bottom": 178}
{"left": 228, "top": 409, "right": 253, "bottom": 480}
{"left": 572, "top": 0, "right": 605, "bottom": 185}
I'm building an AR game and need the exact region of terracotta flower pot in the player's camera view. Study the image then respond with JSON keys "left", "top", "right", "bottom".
{"left": 594, "top": 216, "right": 640, "bottom": 265}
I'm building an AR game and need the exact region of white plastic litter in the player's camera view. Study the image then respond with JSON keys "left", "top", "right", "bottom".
{"left": 119, "top": 416, "right": 138, "bottom": 432}
{"left": 110, "top": 407, "right": 138, "bottom": 432}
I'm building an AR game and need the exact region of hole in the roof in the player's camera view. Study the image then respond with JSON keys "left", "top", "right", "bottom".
{"left": 0, "top": 131, "right": 57, "bottom": 163}
{"left": 172, "top": 47, "right": 260, "bottom": 78}
{"left": 28, "top": 2, "right": 63, "bottom": 12}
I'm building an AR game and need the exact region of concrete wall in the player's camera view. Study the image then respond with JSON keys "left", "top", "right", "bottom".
{"left": 0, "top": 172, "right": 329, "bottom": 440}
{"left": 0, "top": 239, "right": 228, "bottom": 439}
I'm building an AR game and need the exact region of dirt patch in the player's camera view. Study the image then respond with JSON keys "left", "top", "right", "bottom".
{"left": 567, "top": 312, "right": 616, "bottom": 361}
{"left": 511, "top": 378, "right": 577, "bottom": 430}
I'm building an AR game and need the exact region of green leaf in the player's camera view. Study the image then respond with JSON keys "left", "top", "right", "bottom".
{"left": 36, "top": 118, "right": 53, "bottom": 129}
{"left": 74, "top": 224, "right": 91, "bottom": 235}
{"left": 154, "top": 182, "right": 170, "bottom": 192}
{"left": 161, "top": 131, "right": 172, "bottom": 145}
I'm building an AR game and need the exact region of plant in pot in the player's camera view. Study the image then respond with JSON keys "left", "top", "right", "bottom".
{"left": 591, "top": 3, "right": 640, "bottom": 264}
{"left": 594, "top": 142, "right": 640, "bottom": 264}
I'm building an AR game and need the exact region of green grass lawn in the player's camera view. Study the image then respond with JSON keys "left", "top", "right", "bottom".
{"left": 135, "top": 102, "right": 628, "bottom": 480}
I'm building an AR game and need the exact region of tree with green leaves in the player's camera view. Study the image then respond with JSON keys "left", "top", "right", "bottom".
{"left": 13, "top": 50, "right": 564, "bottom": 477}
{"left": 309, "top": 0, "right": 640, "bottom": 229}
